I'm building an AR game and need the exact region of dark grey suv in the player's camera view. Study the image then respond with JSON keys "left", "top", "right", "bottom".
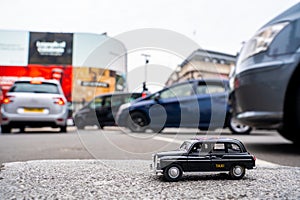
{"left": 231, "top": 2, "right": 300, "bottom": 143}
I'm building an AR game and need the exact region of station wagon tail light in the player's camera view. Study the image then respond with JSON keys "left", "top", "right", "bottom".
{"left": 53, "top": 97, "right": 65, "bottom": 105}
{"left": 2, "top": 95, "right": 14, "bottom": 104}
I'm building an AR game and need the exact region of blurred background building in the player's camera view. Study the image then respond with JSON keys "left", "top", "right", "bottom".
{"left": 165, "top": 49, "right": 236, "bottom": 86}
{"left": 0, "top": 30, "right": 127, "bottom": 111}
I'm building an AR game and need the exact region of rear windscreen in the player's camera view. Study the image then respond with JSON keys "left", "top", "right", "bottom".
{"left": 9, "top": 82, "right": 59, "bottom": 94}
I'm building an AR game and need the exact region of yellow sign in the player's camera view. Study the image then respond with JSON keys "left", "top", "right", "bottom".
{"left": 24, "top": 108, "right": 44, "bottom": 113}
{"left": 216, "top": 164, "right": 225, "bottom": 168}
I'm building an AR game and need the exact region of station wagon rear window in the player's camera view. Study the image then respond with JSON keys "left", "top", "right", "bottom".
{"left": 9, "top": 82, "right": 59, "bottom": 94}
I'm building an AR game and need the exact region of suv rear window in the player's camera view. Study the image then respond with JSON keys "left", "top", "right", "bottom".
{"left": 9, "top": 82, "right": 59, "bottom": 94}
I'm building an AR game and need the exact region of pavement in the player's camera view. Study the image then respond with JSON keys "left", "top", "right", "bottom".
{"left": 0, "top": 159, "right": 299, "bottom": 199}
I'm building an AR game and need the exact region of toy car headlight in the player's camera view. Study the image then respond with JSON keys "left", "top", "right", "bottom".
{"left": 237, "top": 21, "right": 289, "bottom": 64}
{"left": 157, "top": 157, "right": 160, "bottom": 164}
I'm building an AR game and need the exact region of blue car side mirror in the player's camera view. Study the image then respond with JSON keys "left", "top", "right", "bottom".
{"left": 154, "top": 93, "right": 160, "bottom": 101}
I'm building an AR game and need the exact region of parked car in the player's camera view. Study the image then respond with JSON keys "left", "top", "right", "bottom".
{"left": 151, "top": 137, "right": 256, "bottom": 181}
{"left": 116, "top": 79, "right": 252, "bottom": 134}
{"left": 1, "top": 78, "right": 68, "bottom": 133}
{"left": 230, "top": 2, "right": 300, "bottom": 143}
{"left": 74, "top": 92, "right": 143, "bottom": 129}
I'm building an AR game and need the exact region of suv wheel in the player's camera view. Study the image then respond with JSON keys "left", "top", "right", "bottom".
{"left": 279, "top": 83, "right": 300, "bottom": 143}
{"left": 229, "top": 118, "right": 252, "bottom": 134}
{"left": 229, "top": 164, "right": 245, "bottom": 179}
{"left": 127, "top": 112, "right": 149, "bottom": 132}
{"left": 163, "top": 164, "right": 183, "bottom": 182}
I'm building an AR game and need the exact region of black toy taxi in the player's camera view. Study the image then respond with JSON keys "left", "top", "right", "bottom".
{"left": 151, "top": 137, "right": 256, "bottom": 181}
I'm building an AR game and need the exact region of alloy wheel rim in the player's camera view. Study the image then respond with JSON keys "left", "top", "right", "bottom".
{"left": 231, "top": 119, "right": 250, "bottom": 133}
{"left": 233, "top": 165, "right": 243, "bottom": 176}
{"left": 168, "top": 167, "right": 180, "bottom": 179}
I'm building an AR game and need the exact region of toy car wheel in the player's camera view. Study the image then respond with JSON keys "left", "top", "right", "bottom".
{"left": 127, "top": 112, "right": 149, "bottom": 132}
{"left": 163, "top": 164, "right": 183, "bottom": 182}
{"left": 229, "top": 164, "right": 245, "bottom": 179}
{"left": 229, "top": 118, "right": 252, "bottom": 135}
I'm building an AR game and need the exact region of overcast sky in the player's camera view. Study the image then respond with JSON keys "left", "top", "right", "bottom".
{"left": 0, "top": 0, "right": 299, "bottom": 91}
{"left": 0, "top": 0, "right": 298, "bottom": 55}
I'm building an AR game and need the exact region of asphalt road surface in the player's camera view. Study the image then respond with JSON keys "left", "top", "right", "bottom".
{"left": 0, "top": 126, "right": 299, "bottom": 167}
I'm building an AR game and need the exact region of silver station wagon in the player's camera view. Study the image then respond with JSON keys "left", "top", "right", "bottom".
{"left": 1, "top": 78, "right": 68, "bottom": 133}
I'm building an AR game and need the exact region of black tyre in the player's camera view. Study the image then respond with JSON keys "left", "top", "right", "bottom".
{"left": 75, "top": 118, "right": 85, "bottom": 129}
{"left": 278, "top": 84, "right": 300, "bottom": 143}
{"left": 163, "top": 164, "right": 183, "bottom": 182}
{"left": 98, "top": 124, "right": 104, "bottom": 129}
{"left": 151, "top": 127, "right": 164, "bottom": 133}
{"left": 1, "top": 125, "right": 11, "bottom": 134}
{"left": 127, "top": 112, "right": 149, "bottom": 132}
{"left": 20, "top": 127, "right": 25, "bottom": 133}
{"left": 60, "top": 125, "right": 67, "bottom": 133}
{"left": 229, "top": 117, "right": 252, "bottom": 135}
{"left": 229, "top": 164, "right": 245, "bottom": 180}
{"left": 277, "top": 127, "right": 299, "bottom": 144}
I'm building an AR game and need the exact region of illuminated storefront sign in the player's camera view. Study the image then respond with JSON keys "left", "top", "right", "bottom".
{"left": 29, "top": 32, "right": 73, "bottom": 65}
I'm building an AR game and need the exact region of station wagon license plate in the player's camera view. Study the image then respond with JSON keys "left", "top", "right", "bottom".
{"left": 23, "top": 108, "right": 44, "bottom": 113}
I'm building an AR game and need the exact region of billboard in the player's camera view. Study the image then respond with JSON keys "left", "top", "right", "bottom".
{"left": 0, "top": 30, "right": 127, "bottom": 105}
{"left": 0, "top": 30, "right": 29, "bottom": 66}
{"left": 28, "top": 32, "right": 73, "bottom": 65}
{"left": 0, "top": 65, "right": 72, "bottom": 101}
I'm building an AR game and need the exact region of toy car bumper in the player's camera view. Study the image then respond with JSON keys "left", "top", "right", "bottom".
{"left": 150, "top": 163, "right": 163, "bottom": 174}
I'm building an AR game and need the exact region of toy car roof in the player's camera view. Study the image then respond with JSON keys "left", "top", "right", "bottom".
{"left": 187, "top": 137, "right": 243, "bottom": 144}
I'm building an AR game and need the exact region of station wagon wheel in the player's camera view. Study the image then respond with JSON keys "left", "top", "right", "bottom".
{"left": 127, "top": 112, "right": 149, "bottom": 133}
{"left": 229, "top": 117, "right": 252, "bottom": 135}
{"left": 1, "top": 125, "right": 11, "bottom": 134}
{"left": 163, "top": 164, "right": 183, "bottom": 182}
{"left": 60, "top": 125, "right": 67, "bottom": 133}
{"left": 229, "top": 165, "right": 245, "bottom": 179}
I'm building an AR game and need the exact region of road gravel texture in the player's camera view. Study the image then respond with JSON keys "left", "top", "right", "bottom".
{"left": 0, "top": 160, "right": 299, "bottom": 199}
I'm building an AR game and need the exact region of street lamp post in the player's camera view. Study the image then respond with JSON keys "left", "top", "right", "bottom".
{"left": 141, "top": 53, "right": 150, "bottom": 92}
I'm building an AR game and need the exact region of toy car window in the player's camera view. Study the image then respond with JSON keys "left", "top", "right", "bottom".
{"left": 160, "top": 83, "right": 194, "bottom": 99}
{"left": 179, "top": 141, "right": 192, "bottom": 151}
{"left": 191, "top": 143, "right": 202, "bottom": 153}
{"left": 227, "top": 143, "right": 241, "bottom": 153}
{"left": 212, "top": 143, "right": 225, "bottom": 153}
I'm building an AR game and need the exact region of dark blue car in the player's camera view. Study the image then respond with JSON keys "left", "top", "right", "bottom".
{"left": 116, "top": 79, "right": 251, "bottom": 134}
